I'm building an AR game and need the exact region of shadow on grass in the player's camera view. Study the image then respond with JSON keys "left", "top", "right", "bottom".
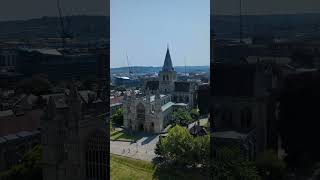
{"left": 151, "top": 158, "right": 210, "bottom": 180}
{"left": 110, "top": 130, "right": 122, "bottom": 136}
{"left": 111, "top": 130, "right": 141, "bottom": 142}
{"left": 152, "top": 166, "right": 210, "bottom": 180}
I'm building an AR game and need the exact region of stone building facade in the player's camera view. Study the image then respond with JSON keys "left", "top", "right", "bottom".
{"left": 41, "top": 85, "right": 108, "bottom": 180}
{"left": 211, "top": 62, "right": 279, "bottom": 158}
{"left": 123, "top": 47, "right": 197, "bottom": 133}
{"left": 123, "top": 91, "right": 175, "bottom": 133}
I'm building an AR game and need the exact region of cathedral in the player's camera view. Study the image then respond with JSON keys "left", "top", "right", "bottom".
{"left": 41, "top": 85, "right": 108, "bottom": 180}
{"left": 123, "top": 47, "right": 198, "bottom": 133}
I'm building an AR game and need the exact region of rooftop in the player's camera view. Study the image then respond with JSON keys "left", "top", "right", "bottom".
{"left": 161, "top": 102, "right": 175, "bottom": 111}
{"left": 162, "top": 47, "right": 174, "bottom": 72}
{"left": 212, "top": 63, "right": 256, "bottom": 97}
{"left": 143, "top": 94, "right": 167, "bottom": 102}
{"left": 212, "top": 130, "right": 248, "bottom": 140}
{"left": 0, "top": 110, "right": 14, "bottom": 117}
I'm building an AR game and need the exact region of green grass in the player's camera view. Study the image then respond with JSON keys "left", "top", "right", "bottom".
{"left": 110, "top": 130, "right": 140, "bottom": 142}
{"left": 110, "top": 154, "right": 210, "bottom": 180}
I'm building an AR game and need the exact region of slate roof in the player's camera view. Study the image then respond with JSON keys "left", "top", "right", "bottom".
{"left": 145, "top": 80, "right": 159, "bottom": 90}
{"left": 41, "top": 90, "right": 99, "bottom": 108}
{"left": 212, "top": 130, "right": 248, "bottom": 140}
{"left": 0, "top": 130, "right": 40, "bottom": 144}
{"left": 174, "top": 82, "right": 190, "bottom": 92}
{"left": 143, "top": 95, "right": 166, "bottom": 102}
{"left": 211, "top": 63, "right": 256, "bottom": 97}
{"left": 0, "top": 110, "right": 14, "bottom": 117}
{"left": 162, "top": 48, "right": 174, "bottom": 72}
{"left": 161, "top": 102, "right": 175, "bottom": 111}
{"left": 41, "top": 93, "right": 68, "bottom": 108}
{"left": 189, "top": 125, "right": 208, "bottom": 136}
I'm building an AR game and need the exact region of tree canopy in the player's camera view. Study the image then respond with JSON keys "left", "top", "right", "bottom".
{"left": 172, "top": 108, "right": 193, "bottom": 126}
{"left": 255, "top": 150, "right": 287, "bottom": 180}
{"left": 155, "top": 125, "right": 210, "bottom": 169}
{"left": 190, "top": 108, "right": 200, "bottom": 120}
{"left": 110, "top": 108, "right": 124, "bottom": 126}
{"left": 15, "top": 74, "right": 52, "bottom": 95}
{"left": 0, "top": 145, "right": 42, "bottom": 180}
{"left": 212, "top": 147, "right": 261, "bottom": 180}
{"left": 279, "top": 72, "right": 320, "bottom": 168}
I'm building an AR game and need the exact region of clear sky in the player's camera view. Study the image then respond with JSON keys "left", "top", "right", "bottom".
{"left": 212, "top": 0, "right": 320, "bottom": 15}
{"left": 111, "top": 0, "right": 210, "bottom": 68}
{"left": 0, "top": 0, "right": 108, "bottom": 21}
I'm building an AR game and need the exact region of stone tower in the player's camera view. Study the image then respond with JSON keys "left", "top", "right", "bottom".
{"left": 159, "top": 47, "right": 177, "bottom": 94}
{"left": 42, "top": 84, "right": 108, "bottom": 180}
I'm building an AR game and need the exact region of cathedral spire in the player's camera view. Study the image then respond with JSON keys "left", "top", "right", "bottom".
{"left": 162, "top": 46, "right": 174, "bottom": 72}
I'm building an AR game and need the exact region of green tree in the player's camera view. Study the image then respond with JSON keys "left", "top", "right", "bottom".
{"left": 255, "top": 150, "right": 287, "bottom": 180}
{"left": 192, "top": 135, "right": 210, "bottom": 168}
{"left": 172, "top": 108, "right": 193, "bottom": 126}
{"left": 15, "top": 74, "right": 52, "bottom": 95}
{"left": 190, "top": 109, "right": 200, "bottom": 120}
{"left": 155, "top": 125, "right": 194, "bottom": 167}
{"left": 155, "top": 125, "right": 210, "bottom": 169}
{"left": 81, "top": 77, "right": 96, "bottom": 90}
{"left": 110, "top": 108, "right": 124, "bottom": 126}
{"left": 0, "top": 145, "right": 42, "bottom": 180}
{"left": 212, "top": 147, "right": 261, "bottom": 180}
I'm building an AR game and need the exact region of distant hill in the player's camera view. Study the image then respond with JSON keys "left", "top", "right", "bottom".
{"left": 111, "top": 66, "right": 209, "bottom": 75}
{"left": 0, "top": 15, "right": 109, "bottom": 41}
{"left": 212, "top": 13, "right": 320, "bottom": 39}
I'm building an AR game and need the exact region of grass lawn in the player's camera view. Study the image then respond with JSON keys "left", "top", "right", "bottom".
{"left": 110, "top": 154, "right": 209, "bottom": 180}
{"left": 110, "top": 130, "right": 140, "bottom": 142}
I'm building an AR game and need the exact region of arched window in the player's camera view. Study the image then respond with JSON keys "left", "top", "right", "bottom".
{"left": 137, "top": 103, "right": 145, "bottom": 122}
{"left": 185, "top": 96, "right": 189, "bottom": 103}
{"left": 85, "top": 131, "right": 108, "bottom": 180}
{"left": 241, "top": 108, "right": 252, "bottom": 128}
{"left": 222, "top": 110, "right": 232, "bottom": 128}
{"left": 163, "top": 75, "right": 165, "bottom": 81}
{"left": 150, "top": 122, "right": 154, "bottom": 132}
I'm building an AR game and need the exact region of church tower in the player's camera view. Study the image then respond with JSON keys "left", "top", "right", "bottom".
{"left": 159, "top": 47, "right": 177, "bottom": 94}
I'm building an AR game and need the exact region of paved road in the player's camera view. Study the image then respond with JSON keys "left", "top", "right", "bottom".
{"left": 188, "top": 118, "right": 209, "bottom": 129}
{"left": 110, "top": 134, "right": 159, "bottom": 162}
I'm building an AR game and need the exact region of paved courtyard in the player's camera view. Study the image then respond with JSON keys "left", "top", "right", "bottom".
{"left": 110, "top": 134, "right": 159, "bottom": 162}
{"left": 110, "top": 117, "right": 208, "bottom": 162}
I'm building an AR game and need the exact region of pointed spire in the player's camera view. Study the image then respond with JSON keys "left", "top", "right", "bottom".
{"left": 69, "top": 82, "right": 79, "bottom": 99}
{"left": 162, "top": 46, "right": 174, "bottom": 72}
{"left": 47, "top": 96, "right": 56, "bottom": 119}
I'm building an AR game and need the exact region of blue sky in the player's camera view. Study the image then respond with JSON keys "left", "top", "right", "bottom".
{"left": 111, "top": 0, "right": 210, "bottom": 68}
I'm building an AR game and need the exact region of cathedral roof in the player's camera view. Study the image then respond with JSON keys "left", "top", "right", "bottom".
{"left": 162, "top": 47, "right": 174, "bottom": 72}
{"left": 211, "top": 63, "right": 256, "bottom": 97}
{"left": 174, "top": 81, "right": 191, "bottom": 92}
{"left": 143, "top": 94, "right": 166, "bottom": 102}
{"left": 145, "top": 80, "right": 159, "bottom": 90}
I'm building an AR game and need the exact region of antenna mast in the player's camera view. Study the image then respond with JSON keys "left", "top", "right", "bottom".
{"left": 126, "top": 52, "right": 133, "bottom": 77}
{"left": 239, "top": 0, "right": 243, "bottom": 43}
{"left": 57, "top": 0, "right": 66, "bottom": 48}
{"left": 184, "top": 57, "right": 187, "bottom": 76}
{"left": 57, "top": 0, "right": 73, "bottom": 49}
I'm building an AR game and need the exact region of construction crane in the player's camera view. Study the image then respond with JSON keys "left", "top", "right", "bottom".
{"left": 126, "top": 52, "right": 134, "bottom": 77}
{"left": 239, "top": 0, "right": 243, "bottom": 43}
{"left": 57, "top": 0, "right": 73, "bottom": 48}
{"left": 184, "top": 57, "right": 187, "bottom": 76}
